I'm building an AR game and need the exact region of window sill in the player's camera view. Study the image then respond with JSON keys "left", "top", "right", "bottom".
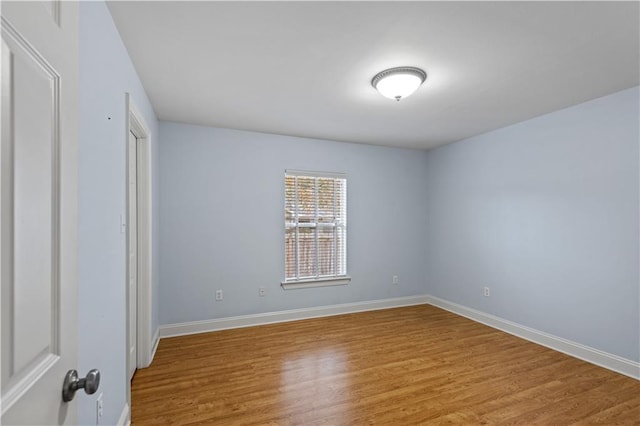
{"left": 281, "top": 276, "right": 351, "bottom": 290}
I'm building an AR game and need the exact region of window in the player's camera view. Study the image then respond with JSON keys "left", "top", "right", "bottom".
{"left": 283, "top": 170, "right": 349, "bottom": 289}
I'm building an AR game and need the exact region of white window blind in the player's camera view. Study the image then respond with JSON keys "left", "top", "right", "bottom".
{"left": 284, "top": 170, "right": 347, "bottom": 283}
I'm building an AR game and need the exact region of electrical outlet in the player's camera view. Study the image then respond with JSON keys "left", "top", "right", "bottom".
{"left": 96, "top": 393, "right": 104, "bottom": 424}
{"left": 483, "top": 287, "right": 490, "bottom": 297}
{"left": 259, "top": 287, "right": 266, "bottom": 297}
{"left": 215, "top": 289, "right": 223, "bottom": 301}
{"left": 392, "top": 275, "right": 399, "bottom": 285}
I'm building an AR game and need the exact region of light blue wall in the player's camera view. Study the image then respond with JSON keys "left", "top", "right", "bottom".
{"left": 159, "top": 123, "right": 429, "bottom": 324}
{"left": 424, "top": 87, "right": 639, "bottom": 362}
{"left": 74, "top": 2, "right": 637, "bottom": 420}
{"left": 159, "top": 88, "right": 639, "bottom": 364}
{"left": 78, "top": 2, "right": 160, "bottom": 424}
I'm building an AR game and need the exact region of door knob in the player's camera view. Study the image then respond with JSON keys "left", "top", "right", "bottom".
{"left": 62, "top": 369, "right": 100, "bottom": 402}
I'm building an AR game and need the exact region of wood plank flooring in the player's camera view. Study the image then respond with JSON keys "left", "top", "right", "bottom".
{"left": 132, "top": 305, "right": 640, "bottom": 425}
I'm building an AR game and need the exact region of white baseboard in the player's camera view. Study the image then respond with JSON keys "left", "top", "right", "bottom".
{"left": 158, "top": 293, "right": 639, "bottom": 381}
{"left": 117, "top": 402, "right": 130, "bottom": 426}
{"left": 427, "top": 295, "right": 640, "bottom": 380}
{"left": 159, "top": 294, "right": 431, "bottom": 338}
{"left": 150, "top": 327, "right": 160, "bottom": 364}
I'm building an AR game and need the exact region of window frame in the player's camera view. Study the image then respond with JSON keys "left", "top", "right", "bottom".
{"left": 281, "top": 169, "right": 350, "bottom": 290}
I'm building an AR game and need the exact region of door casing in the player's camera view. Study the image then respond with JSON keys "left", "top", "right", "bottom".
{"left": 125, "top": 94, "right": 153, "bottom": 388}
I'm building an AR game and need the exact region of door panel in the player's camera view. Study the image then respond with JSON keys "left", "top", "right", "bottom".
{"left": 7, "top": 25, "right": 56, "bottom": 377}
{"left": 1, "top": 1, "right": 78, "bottom": 424}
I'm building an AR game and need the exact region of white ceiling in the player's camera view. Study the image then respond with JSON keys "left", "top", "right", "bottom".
{"left": 107, "top": 1, "right": 639, "bottom": 150}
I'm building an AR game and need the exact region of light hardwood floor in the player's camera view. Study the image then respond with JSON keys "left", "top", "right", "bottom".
{"left": 132, "top": 305, "right": 640, "bottom": 425}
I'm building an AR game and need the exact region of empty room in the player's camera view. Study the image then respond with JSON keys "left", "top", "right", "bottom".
{"left": 1, "top": 1, "right": 639, "bottom": 425}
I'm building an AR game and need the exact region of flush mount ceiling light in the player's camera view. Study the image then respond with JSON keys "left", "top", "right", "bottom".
{"left": 371, "top": 66, "right": 427, "bottom": 102}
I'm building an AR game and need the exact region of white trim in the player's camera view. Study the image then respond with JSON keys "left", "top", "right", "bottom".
{"left": 125, "top": 94, "right": 154, "bottom": 370}
{"left": 134, "top": 121, "right": 153, "bottom": 369}
{"left": 285, "top": 169, "right": 346, "bottom": 179}
{"left": 281, "top": 275, "right": 351, "bottom": 290}
{"left": 124, "top": 94, "right": 154, "bottom": 426}
{"left": 149, "top": 327, "right": 160, "bottom": 364}
{"left": 117, "top": 403, "right": 130, "bottom": 426}
{"left": 160, "top": 295, "right": 431, "bottom": 338}
{"left": 426, "top": 295, "right": 640, "bottom": 380}
{"left": 157, "top": 293, "right": 639, "bottom": 380}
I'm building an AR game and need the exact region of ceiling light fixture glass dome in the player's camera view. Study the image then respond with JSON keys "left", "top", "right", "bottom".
{"left": 371, "top": 66, "right": 427, "bottom": 101}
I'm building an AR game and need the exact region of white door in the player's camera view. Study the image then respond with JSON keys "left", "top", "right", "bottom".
{"left": 128, "top": 131, "right": 138, "bottom": 379}
{"left": 1, "top": 1, "right": 81, "bottom": 424}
